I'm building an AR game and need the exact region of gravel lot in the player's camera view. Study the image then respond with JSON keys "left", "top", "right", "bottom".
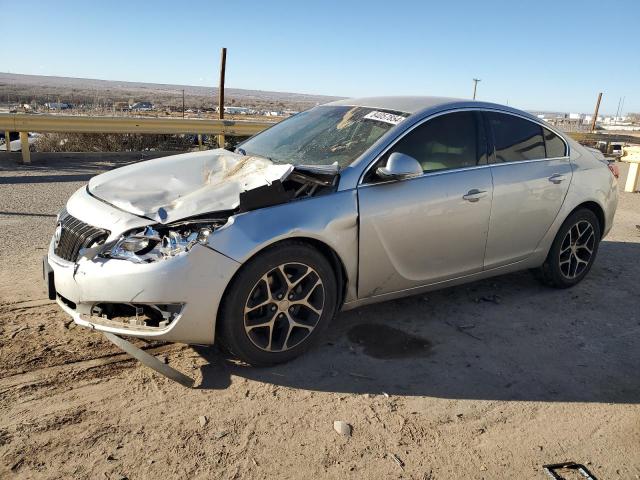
{"left": 1, "top": 154, "right": 639, "bottom": 479}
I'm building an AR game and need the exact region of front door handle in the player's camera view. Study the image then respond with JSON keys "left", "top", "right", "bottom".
{"left": 548, "top": 174, "right": 566, "bottom": 184}
{"left": 462, "top": 189, "right": 488, "bottom": 202}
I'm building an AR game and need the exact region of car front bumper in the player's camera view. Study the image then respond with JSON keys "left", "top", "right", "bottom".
{"left": 44, "top": 241, "right": 241, "bottom": 344}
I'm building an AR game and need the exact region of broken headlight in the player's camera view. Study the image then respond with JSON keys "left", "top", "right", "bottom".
{"left": 105, "top": 225, "right": 213, "bottom": 263}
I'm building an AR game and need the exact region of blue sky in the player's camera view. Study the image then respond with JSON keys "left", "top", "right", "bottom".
{"left": 4, "top": 0, "right": 639, "bottom": 114}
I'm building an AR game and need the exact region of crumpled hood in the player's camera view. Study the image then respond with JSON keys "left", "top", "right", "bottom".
{"left": 88, "top": 149, "right": 293, "bottom": 223}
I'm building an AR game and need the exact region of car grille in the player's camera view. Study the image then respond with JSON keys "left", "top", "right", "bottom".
{"left": 54, "top": 208, "right": 110, "bottom": 262}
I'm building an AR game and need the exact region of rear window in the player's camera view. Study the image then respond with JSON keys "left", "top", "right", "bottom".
{"left": 544, "top": 128, "right": 567, "bottom": 158}
{"left": 487, "top": 112, "right": 545, "bottom": 162}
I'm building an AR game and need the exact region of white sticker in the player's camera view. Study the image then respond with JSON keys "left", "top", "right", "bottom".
{"left": 363, "top": 110, "right": 405, "bottom": 125}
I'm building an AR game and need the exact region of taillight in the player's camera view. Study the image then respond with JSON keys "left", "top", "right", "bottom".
{"left": 608, "top": 163, "right": 619, "bottom": 178}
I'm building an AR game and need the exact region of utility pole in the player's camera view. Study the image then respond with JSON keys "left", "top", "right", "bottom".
{"left": 472, "top": 78, "right": 481, "bottom": 100}
{"left": 218, "top": 47, "right": 227, "bottom": 148}
{"left": 590, "top": 92, "right": 603, "bottom": 133}
{"left": 182, "top": 89, "right": 185, "bottom": 118}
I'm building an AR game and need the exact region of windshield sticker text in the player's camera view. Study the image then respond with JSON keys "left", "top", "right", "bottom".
{"left": 363, "top": 111, "right": 405, "bottom": 125}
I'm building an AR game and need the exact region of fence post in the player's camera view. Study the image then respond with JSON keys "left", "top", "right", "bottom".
{"left": 4, "top": 131, "right": 10, "bottom": 153}
{"left": 19, "top": 132, "right": 30, "bottom": 163}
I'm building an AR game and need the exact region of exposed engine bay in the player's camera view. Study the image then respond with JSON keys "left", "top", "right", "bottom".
{"left": 87, "top": 148, "right": 338, "bottom": 225}
{"left": 95, "top": 161, "right": 339, "bottom": 264}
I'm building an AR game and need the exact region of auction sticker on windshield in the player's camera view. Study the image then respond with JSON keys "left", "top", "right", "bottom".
{"left": 363, "top": 110, "right": 405, "bottom": 125}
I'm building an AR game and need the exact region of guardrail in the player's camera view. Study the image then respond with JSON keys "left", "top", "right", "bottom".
{"left": 566, "top": 131, "right": 640, "bottom": 144}
{"left": 0, "top": 113, "right": 274, "bottom": 163}
{"left": 622, "top": 146, "right": 640, "bottom": 193}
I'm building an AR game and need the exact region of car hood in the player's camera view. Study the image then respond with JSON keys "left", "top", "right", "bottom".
{"left": 88, "top": 149, "right": 293, "bottom": 224}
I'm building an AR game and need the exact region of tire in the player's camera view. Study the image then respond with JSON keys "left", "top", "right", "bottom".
{"left": 217, "top": 241, "right": 338, "bottom": 366}
{"left": 533, "top": 208, "right": 601, "bottom": 288}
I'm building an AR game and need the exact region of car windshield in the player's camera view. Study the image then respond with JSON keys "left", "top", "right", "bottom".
{"left": 238, "top": 106, "right": 409, "bottom": 167}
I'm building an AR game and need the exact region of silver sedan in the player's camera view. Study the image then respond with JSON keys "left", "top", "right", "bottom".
{"left": 44, "top": 96, "right": 618, "bottom": 365}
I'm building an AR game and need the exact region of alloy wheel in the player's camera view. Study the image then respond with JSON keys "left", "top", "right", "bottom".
{"left": 243, "top": 262, "right": 325, "bottom": 352}
{"left": 559, "top": 220, "right": 595, "bottom": 279}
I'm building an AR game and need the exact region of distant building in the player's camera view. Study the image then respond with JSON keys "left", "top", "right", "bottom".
{"left": 45, "top": 102, "right": 72, "bottom": 110}
{"left": 130, "top": 102, "right": 154, "bottom": 111}
{"left": 223, "top": 106, "right": 251, "bottom": 115}
{"left": 583, "top": 115, "right": 603, "bottom": 124}
{"left": 113, "top": 101, "right": 130, "bottom": 112}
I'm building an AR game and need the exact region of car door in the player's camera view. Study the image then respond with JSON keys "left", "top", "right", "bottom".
{"left": 483, "top": 111, "right": 572, "bottom": 268}
{"left": 357, "top": 110, "right": 493, "bottom": 298}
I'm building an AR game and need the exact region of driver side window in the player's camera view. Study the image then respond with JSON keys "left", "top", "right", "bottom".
{"left": 378, "top": 111, "right": 487, "bottom": 177}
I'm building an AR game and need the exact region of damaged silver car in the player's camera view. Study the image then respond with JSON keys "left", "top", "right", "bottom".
{"left": 44, "top": 97, "right": 618, "bottom": 365}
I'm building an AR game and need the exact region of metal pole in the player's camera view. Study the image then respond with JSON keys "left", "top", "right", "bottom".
{"left": 4, "top": 131, "right": 10, "bottom": 153}
{"left": 472, "top": 78, "right": 481, "bottom": 100}
{"left": 19, "top": 131, "right": 30, "bottom": 163}
{"left": 590, "top": 92, "right": 602, "bottom": 133}
{"left": 218, "top": 47, "right": 227, "bottom": 148}
{"left": 182, "top": 89, "right": 185, "bottom": 118}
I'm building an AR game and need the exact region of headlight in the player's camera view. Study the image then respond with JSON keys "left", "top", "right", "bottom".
{"left": 105, "top": 225, "right": 213, "bottom": 263}
{"left": 119, "top": 236, "right": 152, "bottom": 253}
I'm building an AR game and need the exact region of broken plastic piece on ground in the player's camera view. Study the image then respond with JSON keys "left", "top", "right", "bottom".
{"left": 103, "top": 332, "right": 194, "bottom": 388}
{"left": 543, "top": 462, "right": 598, "bottom": 480}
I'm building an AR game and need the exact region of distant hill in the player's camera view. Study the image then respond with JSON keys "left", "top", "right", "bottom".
{"left": 0, "top": 72, "right": 343, "bottom": 111}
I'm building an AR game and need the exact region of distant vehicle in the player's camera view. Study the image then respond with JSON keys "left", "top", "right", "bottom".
{"left": 44, "top": 97, "right": 619, "bottom": 366}
{"left": 130, "top": 102, "right": 154, "bottom": 111}
{"left": 0, "top": 132, "right": 38, "bottom": 151}
{"left": 596, "top": 141, "right": 625, "bottom": 158}
{"left": 610, "top": 142, "right": 624, "bottom": 157}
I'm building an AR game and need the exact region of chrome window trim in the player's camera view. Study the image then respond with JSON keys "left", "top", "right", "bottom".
{"left": 358, "top": 107, "right": 570, "bottom": 187}
{"left": 358, "top": 162, "right": 491, "bottom": 188}
{"left": 489, "top": 155, "right": 570, "bottom": 168}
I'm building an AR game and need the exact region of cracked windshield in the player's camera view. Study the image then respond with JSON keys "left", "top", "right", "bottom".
{"left": 238, "top": 106, "right": 409, "bottom": 167}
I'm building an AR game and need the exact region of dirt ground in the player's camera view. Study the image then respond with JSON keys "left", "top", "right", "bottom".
{"left": 0, "top": 154, "right": 638, "bottom": 479}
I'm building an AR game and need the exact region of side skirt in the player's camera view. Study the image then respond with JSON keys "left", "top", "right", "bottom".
{"left": 341, "top": 256, "right": 541, "bottom": 311}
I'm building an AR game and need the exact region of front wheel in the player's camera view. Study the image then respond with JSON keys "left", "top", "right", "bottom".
{"left": 217, "top": 242, "right": 338, "bottom": 366}
{"left": 533, "top": 209, "right": 601, "bottom": 288}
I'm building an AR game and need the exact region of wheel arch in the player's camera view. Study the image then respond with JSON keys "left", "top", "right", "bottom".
{"left": 214, "top": 236, "right": 349, "bottom": 337}
{"left": 568, "top": 201, "right": 605, "bottom": 238}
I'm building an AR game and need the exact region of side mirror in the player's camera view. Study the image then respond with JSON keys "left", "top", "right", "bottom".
{"left": 376, "top": 152, "right": 422, "bottom": 180}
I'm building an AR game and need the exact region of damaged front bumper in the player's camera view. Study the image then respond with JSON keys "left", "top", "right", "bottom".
{"left": 45, "top": 240, "right": 241, "bottom": 344}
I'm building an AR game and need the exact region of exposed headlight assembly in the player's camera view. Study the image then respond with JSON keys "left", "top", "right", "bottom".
{"left": 106, "top": 225, "right": 213, "bottom": 263}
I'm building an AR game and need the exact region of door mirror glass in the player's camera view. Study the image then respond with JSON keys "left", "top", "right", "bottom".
{"left": 376, "top": 152, "right": 422, "bottom": 180}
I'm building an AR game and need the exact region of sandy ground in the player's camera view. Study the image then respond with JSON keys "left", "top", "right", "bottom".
{"left": 0, "top": 154, "right": 638, "bottom": 479}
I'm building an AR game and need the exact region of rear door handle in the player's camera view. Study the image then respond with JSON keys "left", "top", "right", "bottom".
{"left": 462, "top": 189, "right": 488, "bottom": 202}
{"left": 548, "top": 174, "right": 566, "bottom": 184}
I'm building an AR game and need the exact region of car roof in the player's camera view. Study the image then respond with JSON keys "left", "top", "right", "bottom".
{"left": 325, "top": 96, "right": 466, "bottom": 114}
{"left": 324, "top": 96, "right": 558, "bottom": 134}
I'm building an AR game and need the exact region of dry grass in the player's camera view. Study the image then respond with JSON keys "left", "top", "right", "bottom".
{"left": 34, "top": 133, "right": 201, "bottom": 152}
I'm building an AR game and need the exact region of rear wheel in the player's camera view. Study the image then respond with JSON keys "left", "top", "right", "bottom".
{"left": 533, "top": 209, "right": 601, "bottom": 288}
{"left": 218, "top": 242, "right": 338, "bottom": 366}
